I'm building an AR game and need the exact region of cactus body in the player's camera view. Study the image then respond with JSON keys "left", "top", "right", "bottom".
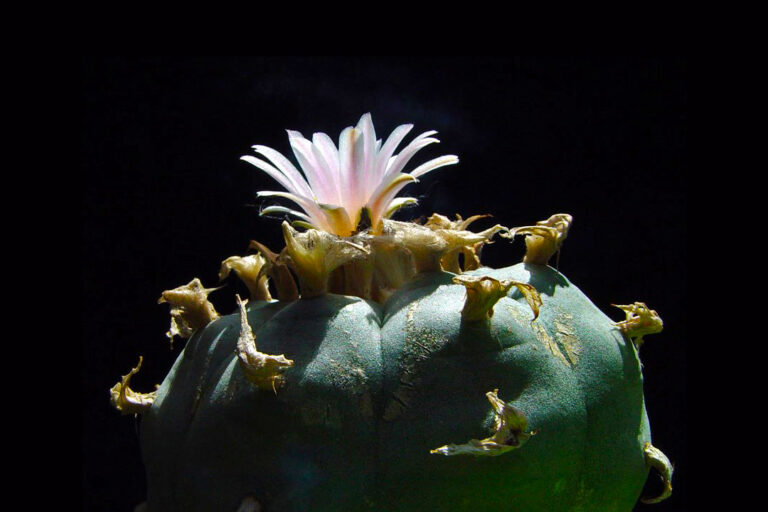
{"left": 140, "top": 263, "right": 651, "bottom": 511}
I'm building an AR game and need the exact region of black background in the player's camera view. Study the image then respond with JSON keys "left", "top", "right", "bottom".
{"left": 82, "top": 57, "right": 687, "bottom": 511}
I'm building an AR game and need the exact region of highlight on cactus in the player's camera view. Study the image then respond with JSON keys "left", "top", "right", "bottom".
{"left": 113, "top": 113, "right": 675, "bottom": 511}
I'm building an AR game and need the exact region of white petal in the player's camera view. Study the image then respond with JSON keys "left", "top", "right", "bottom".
{"left": 309, "top": 141, "right": 340, "bottom": 205}
{"left": 409, "top": 155, "right": 459, "bottom": 178}
{"left": 357, "top": 113, "right": 378, "bottom": 198}
{"left": 256, "top": 190, "right": 329, "bottom": 230}
{"left": 260, "top": 205, "right": 312, "bottom": 222}
{"left": 373, "top": 124, "right": 413, "bottom": 184}
{"left": 241, "top": 155, "right": 302, "bottom": 195}
{"left": 317, "top": 202, "right": 356, "bottom": 236}
{"left": 252, "top": 145, "right": 313, "bottom": 197}
{"left": 287, "top": 131, "right": 336, "bottom": 203}
{"left": 384, "top": 197, "right": 418, "bottom": 218}
{"left": 367, "top": 173, "right": 418, "bottom": 228}
{"left": 382, "top": 133, "right": 441, "bottom": 182}
{"left": 312, "top": 132, "right": 342, "bottom": 203}
{"left": 338, "top": 126, "right": 364, "bottom": 214}
{"left": 312, "top": 132, "right": 340, "bottom": 172}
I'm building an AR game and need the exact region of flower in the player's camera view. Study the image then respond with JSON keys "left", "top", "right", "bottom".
{"left": 241, "top": 113, "right": 458, "bottom": 236}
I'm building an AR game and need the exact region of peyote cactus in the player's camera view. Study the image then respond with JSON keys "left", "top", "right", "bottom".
{"left": 111, "top": 114, "right": 674, "bottom": 511}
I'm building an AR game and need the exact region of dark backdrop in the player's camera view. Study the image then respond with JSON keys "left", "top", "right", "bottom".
{"left": 82, "top": 56, "right": 687, "bottom": 511}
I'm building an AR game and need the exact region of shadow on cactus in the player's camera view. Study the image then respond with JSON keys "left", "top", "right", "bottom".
{"left": 111, "top": 113, "right": 674, "bottom": 511}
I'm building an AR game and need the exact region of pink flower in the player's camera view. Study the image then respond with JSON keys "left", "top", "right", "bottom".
{"left": 242, "top": 113, "right": 458, "bottom": 236}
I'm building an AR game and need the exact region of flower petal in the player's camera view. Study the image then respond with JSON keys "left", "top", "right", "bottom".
{"left": 382, "top": 133, "right": 441, "bottom": 182}
{"left": 372, "top": 124, "right": 413, "bottom": 186}
{"left": 367, "top": 173, "right": 419, "bottom": 229}
{"left": 260, "top": 205, "right": 313, "bottom": 223}
{"left": 318, "top": 203, "right": 356, "bottom": 236}
{"left": 257, "top": 191, "right": 330, "bottom": 231}
{"left": 311, "top": 135, "right": 343, "bottom": 205}
{"left": 339, "top": 126, "right": 366, "bottom": 215}
{"left": 356, "top": 113, "right": 378, "bottom": 199}
{"left": 241, "top": 155, "right": 303, "bottom": 195}
{"left": 409, "top": 155, "right": 459, "bottom": 178}
{"left": 287, "top": 131, "right": 337, "bottom": 203}
{"left": 385, "top": 197, "right": 418, "bottom": 218}
{"left": 252, "top": 145, "right": 313, "bottom": 198}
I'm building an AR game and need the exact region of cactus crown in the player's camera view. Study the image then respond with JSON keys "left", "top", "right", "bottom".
{"left": 236, "top": 115, "right": 579, "bottom": 303}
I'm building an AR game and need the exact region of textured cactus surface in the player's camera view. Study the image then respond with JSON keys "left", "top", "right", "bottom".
{"left": 140, "top": 262, "right": 651, "bottom": 511}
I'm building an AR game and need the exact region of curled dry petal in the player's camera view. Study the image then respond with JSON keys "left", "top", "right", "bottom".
{"left": 158, "top": 278, "right": 220, "bottom": 347}
{"left": 379, "top": 218, "right": 507, "bottom": 273}
{"left": 248, "top": 240, "right": 299, "bottom": 302}
{"left": 235, "top": 295, "right": 294, "bottom": 393}
{"left": 641, "top": 442, "right": 673, "bottom": 504}
{"left": 220, "top": 254, "right": 272, "bottom": 302}
{"left": 109, "top": 356, "right": 157, "bottom": 415}
{"left": 424, "top": 213, "right": 505, "bottom": 273}
{"left": 424, "top": 213, "right": 492, "bottom": 231}
{"left": 430, "top": 389, "right": 537, "bottom": 457}
{"left": 281, "top": 221, "right": 370, "bottom": 297}
{"left": 453, "top": 275, "right": 541, "bottom": 322}
{"left": 613, "top": 301, "right": 663, "bottom": 349}
{"left": 504, "top": 213, "right": 573, "bottom": 265}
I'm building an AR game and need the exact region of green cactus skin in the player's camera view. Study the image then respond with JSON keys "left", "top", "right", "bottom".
{"left": 140, "top": 262, "right": 650, "bottom": 511}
